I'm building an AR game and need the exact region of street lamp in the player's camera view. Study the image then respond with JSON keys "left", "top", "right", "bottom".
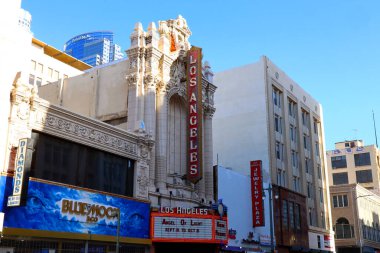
{"left": 263, "top": 184, "right": 278, "bottom": 253}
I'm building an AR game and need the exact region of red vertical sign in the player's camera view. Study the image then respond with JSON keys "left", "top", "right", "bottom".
{"left": 251, "top": 160, "right": 264, "bottom": 227}
{"left": 187, "top": 46, "right": 203, "bottom": 184}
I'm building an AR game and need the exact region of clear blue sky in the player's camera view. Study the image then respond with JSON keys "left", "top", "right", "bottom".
{"left": 22, "top": 0, "right": 380, "bottom": 151}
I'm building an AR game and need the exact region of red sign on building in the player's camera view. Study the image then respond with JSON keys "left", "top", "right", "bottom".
{"left": 250, "top": 160, "right": 264, "bottom": 227}
{"left": 187, "top": 46, "right": 203, "bottom": 184}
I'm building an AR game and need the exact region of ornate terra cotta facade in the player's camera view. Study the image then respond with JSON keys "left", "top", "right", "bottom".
{"left": 123, "top": 15, "right": 217, "bottom": 207}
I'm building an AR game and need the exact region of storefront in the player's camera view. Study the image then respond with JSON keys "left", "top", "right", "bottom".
{"left": 151, "top": 207, "right": 228, "bottom": 253}
{"left": 0, "top": 176, "right": 151, "bottom": 253}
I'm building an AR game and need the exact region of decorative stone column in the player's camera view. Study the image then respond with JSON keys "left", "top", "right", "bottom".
{"left": 135, "top": 136, "right": 154, "bottom": 200}
{"left": 144, "top": 74, "right": 158, "bottom": 189}
{"left": 204, "top": 106, "right": 216, "bottom": 203}
{"left": 126, "top": 22, "right": 145, "bottom": 131}
{"left": 155, "top": 82, "right": 168, "bottom": 193}
{"left": 5, "top": 77, "right": 35, "bottom": 173}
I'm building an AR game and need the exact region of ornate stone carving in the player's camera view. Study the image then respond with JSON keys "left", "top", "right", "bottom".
{"left": 204, "top": 104, "right": 216, "bottom": 118}
{"left": 126, "top": 74, "right": 137, "bottom": 88}
{"left": 169, "top": 59, "right": 186, "bottom": 88}
{"left": 17, "top": 102, "right": 30, "bottom": 120}
{"left": 38, "top": 114, "right": 138, "bottom": 156}
{"left": 129, "top": 57, "right": 138, "bottom": 70}
{"left": 136, "top": 165, "right": 149, "bottom": 199}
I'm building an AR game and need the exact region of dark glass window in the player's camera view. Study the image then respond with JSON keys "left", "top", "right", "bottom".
{"left": 333, "top": 195, "right": 348, "bottom": 207}
{"left": 356, "top": 170, "right": 373, "bottom": 183}
{"left": 332, "top": 172, "right": 348, "bottom": 185}
{"left": 354, "top": 153, "right": 371, "bottom": 166}
{"left": 30, "top": 132, "right": 134, "bottom": 196}
{"left": 295, "top": 203, "right": 301, "bottom": 230}
{"left": 331, "top": 155, "right": 347, "bottom": 169}
{"left": 289, "top": 202, "right": 295, "bottom": 229}
{"left": 282, "top": 200, "right": 288, "bottom": 229}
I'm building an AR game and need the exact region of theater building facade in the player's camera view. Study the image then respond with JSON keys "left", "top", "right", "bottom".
{"left": 1, "top": 14, "right": 225, "bottom": 253}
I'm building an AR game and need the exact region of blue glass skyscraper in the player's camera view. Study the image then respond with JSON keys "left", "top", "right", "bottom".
{"left": 64, "top": 31, "right": 124, "bottom": 67}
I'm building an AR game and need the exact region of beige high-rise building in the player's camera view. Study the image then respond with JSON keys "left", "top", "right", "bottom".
{"left": 213, "top": 57, "right": 334, "bottom": 253}
{"left": 327, "top": 140, "right": 380, "bottom": 191}
{"left": 327, "top": 140, "right": 380, "bottom": 253}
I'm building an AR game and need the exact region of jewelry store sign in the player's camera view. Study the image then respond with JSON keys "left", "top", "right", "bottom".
{"left": 251, "top": 160, "right": 264, "bottom": 227}
{"left": 7, "top": 138, "right": 32, "bottom": 207}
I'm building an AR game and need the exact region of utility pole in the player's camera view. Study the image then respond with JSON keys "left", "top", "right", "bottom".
{"left": 116, "top": 209, "right": 120, "bottom": 253}
{"left": 263, "top": 184, "right": 275, "bottom": 253}
{"left": 372, "top": 110, "right": 378, "bottom": 147}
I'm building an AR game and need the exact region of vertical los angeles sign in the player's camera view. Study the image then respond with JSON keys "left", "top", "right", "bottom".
{"left": 187, "top": 46, "right": 203, "bottom": 184}
{"left": 250, "top": 160, "right": 264, "bottom": 227}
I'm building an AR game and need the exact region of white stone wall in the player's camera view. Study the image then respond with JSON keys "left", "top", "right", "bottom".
{"left": 213, "top": 59, "right": 271, "bottom": 181}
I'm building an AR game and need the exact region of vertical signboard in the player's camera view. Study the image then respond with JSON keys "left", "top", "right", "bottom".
{"left": 187, "top": 46, "right": 203, "bottom": 184}
{"left": 7, "top": 138, "right": 32, "bottom": 207}
{"left": 250, "top": 160, "right": 264, "bottom": 227}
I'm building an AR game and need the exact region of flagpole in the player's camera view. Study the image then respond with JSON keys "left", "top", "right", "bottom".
{"left": 373, "top": 110, "right": 378, "bottom": 148}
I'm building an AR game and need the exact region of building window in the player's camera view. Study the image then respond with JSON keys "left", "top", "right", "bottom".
{"left": 53, "top": 70, "right": 59, "bottom": 80}
{"left": 307, "top": 182, "right": 313, "bottom": 198}
{"left": 309, "top": 208, "right": 313, "bottom": 226}
{"left": 273, "top": 87, "right": 281, "bottom": 108}
{"left": 290, "top": 125, "right": 297, "bottom": 143}
{"left": 303, "top": 134, "right": 309, "bottom": 150}
{"left": 275, "top": 141, "right": 283, "bottom": 160}
{"left": 356, "top": 170, "right": 373, "bottom": 183}
{"left": 291, "top": 150, "right": 298, "bottom": 168}
{"left": 48, "top": 67, "right": 53, "bottom": 78}
{"left": 313, "top": 120, "right": 319, "bottom": 135}
{"left": 289, "top": 202, "right": 295, "bottom": 229}
{"left": 293, "top": 176, "right": 300, "bottom": 192}
{"left": 302, "top": 110, "right": 309, "bottom": 127}
{"left": 282, "top": 200, "right": 288, "bottom": 229}
{"left": 288, "top": 99, "right": 297, "bottom": 118}
{"left": 354, "top": 152, "right": 371, "bottom": 166}
{"left": 277, "top": 169, "right": 286, "bottom": 187}
{"left": 36, "top": 77, "right": 42, "bottom": 87}
{"left": 333, "top": 195, "right": 348, "bottom": 208}
{"left": 319, "top": 187, "right": 324, "bottom": 203}
{"left": 331, "top": 155, "right": 347, "bottom": 169}
{"left": 315, "top": 142, "right": 320, "bottom": 157}
{"left": 31, "top": 60, "right": 36, "bottom": 71}
{"left": 295, "top": 203, "right": 301, "bottom": 230}
{"left": 30, "top": 132, "right": 134, "bottom": 197}
{"left": 317, "top": 165, "right": 322, "bottom": 179}
{"left": 37, "top": 63, "right": 43, "bottom": 74}
{"left": 321, "top": 211, "right": 326, "bottom": 229}
{"left": 275, "top": 114, "right": 282, "bottom": 133}
{"left": 29, "top": 74, "right": 35, "bottom": 85}
{"left": 332, "top": 172, "right": 349, "bottom": 185}
{"left": 305, "top": 158, "right": 312, "bottom": 174}
{"left": 317, "top": 235, "right": 321, "bottom": 248}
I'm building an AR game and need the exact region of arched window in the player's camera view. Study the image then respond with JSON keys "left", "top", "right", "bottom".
{"left": 336, "top": 217, "right": 350, "bottom": 225}
{"left": 335, "top": 217, "right": 353, "bottom": 239}
{"left": 168, "top": 94, "right": 186, "bottom": 176}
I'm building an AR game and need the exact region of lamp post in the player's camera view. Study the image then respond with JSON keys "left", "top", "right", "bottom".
{"left": 263, "top": 184, "right": 275, "bottom": 253}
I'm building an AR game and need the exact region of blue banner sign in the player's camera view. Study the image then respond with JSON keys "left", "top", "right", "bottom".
{"left": 0, "top": 176, "right": 150, "bottom": 238}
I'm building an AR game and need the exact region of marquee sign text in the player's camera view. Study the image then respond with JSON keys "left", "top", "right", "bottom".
{"left": 187, "top": 46, "right": 203, "bottom": 184}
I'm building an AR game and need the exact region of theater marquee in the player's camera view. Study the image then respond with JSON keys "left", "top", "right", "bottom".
{"left": 187, "top": 46, "right": 203, "bottom": 184}
{"left": 151, "top": 208, "right": 228, "bottom": 244}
